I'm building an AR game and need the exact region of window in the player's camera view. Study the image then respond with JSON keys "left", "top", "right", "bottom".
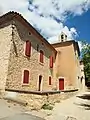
{"left": 40, "top": 50, "right": 44, "bottom": 63}
{"left": 61, "top": 34, "right": 64, "bottom": 41}
{"left": 37, "top": 44, "right": 39, "bottom": 51}
{"left": 50, "top": 56, "right": 53, "bottom": 68}
{"left": 23, "top": 70, "right": 29, "bottom": 84}
{"left": 65, "top": 35, "right": 67, "bottom": 40}
{"left": 25, "top": 41, "right": 31, "bottom": 57}
{"left": 49, "top": 76, "right": 51, "bottom": 85}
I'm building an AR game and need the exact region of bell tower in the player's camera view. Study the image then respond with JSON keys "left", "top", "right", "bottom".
{"left": 58, "top": 32, "right": 67, "bottom": 42}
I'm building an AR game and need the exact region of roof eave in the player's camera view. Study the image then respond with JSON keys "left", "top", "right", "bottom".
{"left": 0, "top": 11, "right": 57, "bottom": 54}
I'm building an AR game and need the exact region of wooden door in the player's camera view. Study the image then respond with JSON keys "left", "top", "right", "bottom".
{"left": 59, "top": 78, "right": 64, "bottom": 90}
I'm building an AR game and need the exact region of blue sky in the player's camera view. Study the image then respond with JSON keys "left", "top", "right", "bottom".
{"left": 65, "top": 9, "right": 90, "bottom": 44}
{"left": 0, "top": 0, "right": 90, "bottom": 47}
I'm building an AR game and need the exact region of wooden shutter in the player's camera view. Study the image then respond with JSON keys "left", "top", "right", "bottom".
{"left": 50, "top": 56, "right": 53, "bottom": 68}
{"left": 40, "top": 50, "right": 44, "bottom": 63}
{"left": 23, "top": 70, "right": 29, "bottom": 84}
{"left": 25, "top": 41, "right": 31, "bottom": 57}
{"left": 49, "top": 76, "right": 51, "bottom": 85}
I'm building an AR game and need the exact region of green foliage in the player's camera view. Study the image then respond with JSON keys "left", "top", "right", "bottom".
{"left": 41, "top": 103, "right": 53, "bottom": 110}
{"left": 81, "top": 42, "right": 90, "bottom": 83}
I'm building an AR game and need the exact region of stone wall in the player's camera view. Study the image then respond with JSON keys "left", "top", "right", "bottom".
{"left": 4, "top": 89, "right": 78, "bottom": 110}
{"left": 6, "top": 19, "right": 56, "bottom": 91}
{"left": 0, "top": 22, "right": 12, "bottom": 91}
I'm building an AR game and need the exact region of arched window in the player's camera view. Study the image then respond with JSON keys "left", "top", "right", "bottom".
{"left": 65, "top": 35, "right": 67, "bottom": 40}
{"left": 25, "top": 41, "right": 31, "bottom": 57}
{"left": 40, "top": 50, "right": 44, "bottom": 63}
{"left": 61, "top": 34, "right": 64, "bottom": 41}
{"left": 23, "top": 70, "right": 29, "bottom": 84}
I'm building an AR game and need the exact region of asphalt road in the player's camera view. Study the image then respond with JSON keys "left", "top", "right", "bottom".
{"left": 0, "top": 113, "right": 45, "bottom": 120}
{"left": 0, "top": 99, "right": 45, "bottom": 120}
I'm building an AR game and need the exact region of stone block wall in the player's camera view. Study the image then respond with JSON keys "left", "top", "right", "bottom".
{"left": 6, "top": 19, "right": 56, "bottom": 91}
{"left": 0, "top": 22, "right": 12, "bottom": 91}
{"left": 4, "top": 89, "right": 78, "bottom": 110}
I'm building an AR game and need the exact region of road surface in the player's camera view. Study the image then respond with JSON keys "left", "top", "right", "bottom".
{"left": 0, "top": 99, "right": 44, "bottom": 120}
{"left": 45, "top": 91, "right": 90, "bottom": 120}
{"left": 0, "top": 91, "right": 90, "bottom": 120}
{"left": 0, "top": 113, "right": 44, "bottom": 120}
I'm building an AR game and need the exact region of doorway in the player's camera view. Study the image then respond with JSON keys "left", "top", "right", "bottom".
{"left": 38, "top": 75, "right": 42, "bottom": 91}
{"left": 59, "top": 78, "right": 64, "bottom": 90}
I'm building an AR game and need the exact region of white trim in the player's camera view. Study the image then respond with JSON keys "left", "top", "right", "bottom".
{"left": 58, "top": 76, "right": 65, "bottom": 79}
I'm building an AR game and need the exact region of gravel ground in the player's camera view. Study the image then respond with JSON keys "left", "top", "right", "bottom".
{"left": 26, "top": 91, "right": 90, "bottom": 120}
{"left": 45, "top": 91, "right": 90, "bottom": 120}
{"left": 0, "top": 90, "right": 90, "bottom": 120}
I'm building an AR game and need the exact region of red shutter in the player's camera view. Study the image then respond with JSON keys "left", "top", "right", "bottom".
{"left": 49, "top": 76, "right": 51, "bottom": 85}
{"left": 25, "top": 41, "right": 31, "bottom": 57}
{"left": 40, "top": 50, "right": 44, "bottom": 63}
{"left": 23, "top": 70, "right": 29, "bottom": 84}
{"left": 50, "top": 56, "right": 53, "bottom": 68}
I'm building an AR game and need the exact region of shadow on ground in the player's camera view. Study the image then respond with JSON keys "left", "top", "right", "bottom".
{"left": 77, "top": 94, "right": 90, "bottom": 100}
{"left": 75, "top": 94, "right": 90, "bottom": 110}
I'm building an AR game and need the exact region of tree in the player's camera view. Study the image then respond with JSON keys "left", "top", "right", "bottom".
{"left": 81, "top": 42, "right": 90, "bottom": 85}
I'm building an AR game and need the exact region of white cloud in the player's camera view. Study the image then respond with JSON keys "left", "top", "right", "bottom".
{"left": 48, "top": 26, "right": 78, "bottom": 44}
{"left": 30, "top": 0, "right": 90, "bottom": 19}
{"left": 0, "top": 0, "right": 29, "bottom": 13}
{"left": 0, "top": 0, "right": 90, "bottom": 43}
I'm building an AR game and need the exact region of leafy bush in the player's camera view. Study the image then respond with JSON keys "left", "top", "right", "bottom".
{"left": 41, "top": 103, "right": 53, "bottom": 110}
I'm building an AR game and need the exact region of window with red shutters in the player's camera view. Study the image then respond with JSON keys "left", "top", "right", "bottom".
{"left": 49, "top": 76, "right": 51, "bottom": 85}
{"left": 50, "top": 56, "right": 53, "bottom": 68}
{"left": 25, "top": 41, "right": 31, "bottom": 57}
{"left": 40, "top": 50, "right": 44, "bottom": 63}
{"left": 23, "top": 70, "right": 29, "bottom": 84}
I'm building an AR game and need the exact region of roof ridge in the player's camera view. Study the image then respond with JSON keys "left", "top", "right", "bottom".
{"left": 0, "top": 11, "right": 57, "bottom": 54}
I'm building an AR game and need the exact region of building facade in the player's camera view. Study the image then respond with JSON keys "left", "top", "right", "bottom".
{"left": 52, "top": 33, "right": 80, "bottom": 90}
{"left": 0, "top": 11, "right": 83, "bottom": 94}
{"left": 79, "top": 60, "right": 85, "bottom": 90}
{"left": 0, "top": 12, "right": 56, "bottom": 93}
